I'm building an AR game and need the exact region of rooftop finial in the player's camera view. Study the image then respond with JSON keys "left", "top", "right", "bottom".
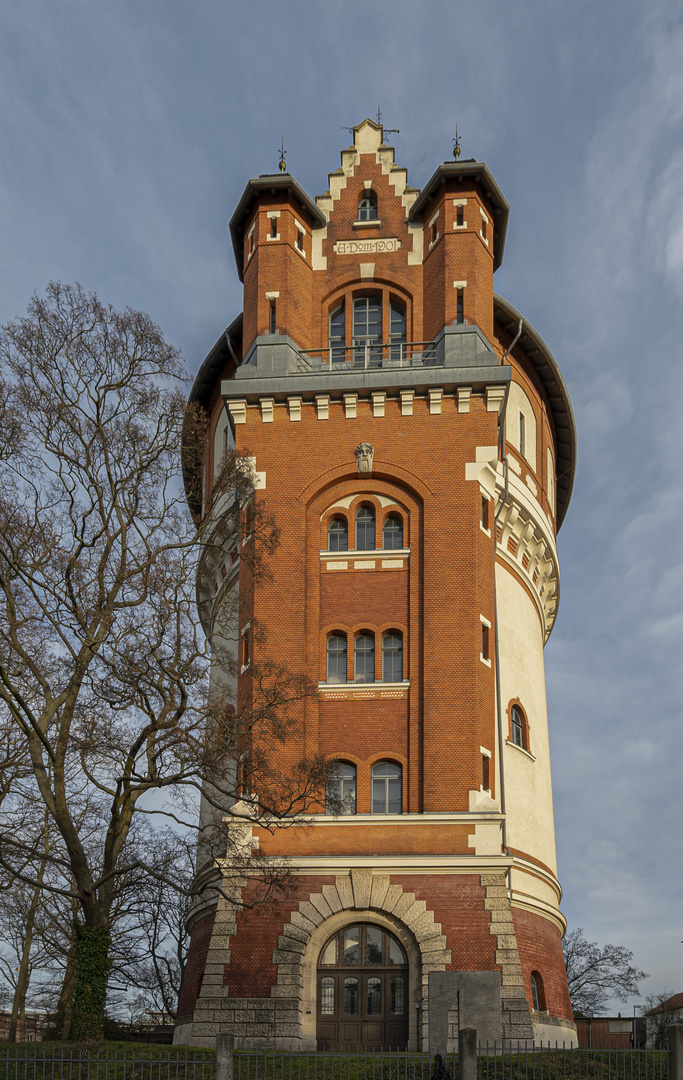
{"left": 376, "top": 106, "right": 400, "bottom": 139}
{"left": 278, "top": 137, "right": 287, "bottom": 173}
{"left": 453, "top": 124, "right": 461, "bottom": 160}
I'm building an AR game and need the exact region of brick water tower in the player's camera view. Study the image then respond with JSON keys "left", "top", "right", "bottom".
{"left": 175, "top": 118, "right": 577, "bottom": 1050}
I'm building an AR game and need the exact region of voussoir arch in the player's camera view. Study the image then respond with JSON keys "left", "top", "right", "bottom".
{"left": 271, "top": 869, "right": 451, "bottom": 1047}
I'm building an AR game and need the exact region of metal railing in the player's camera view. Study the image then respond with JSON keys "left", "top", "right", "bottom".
{"left": 0, "top": 1044, "right": 670, "bottom": 1080}
{"left": 478, "top": 1043, "right": 669, "bottom": 1080}
{"left": 0, "top": 1045, "right": 216, "bottom": 1079}
{"left": 298, "top": 340, "right": 438, "bottom": 371}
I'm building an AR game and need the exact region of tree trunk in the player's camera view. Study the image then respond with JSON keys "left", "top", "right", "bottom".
{"left": 70, "top": 922, "right": 112, "bottom": 1041}
{"left": 55, "top": 935, "right": 77, "bottom": 1040}
{"left": 7, "top": 839, "right": 48, "bottom": 1043}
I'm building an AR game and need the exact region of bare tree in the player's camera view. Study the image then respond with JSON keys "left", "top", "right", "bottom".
{"left": 563, "top": 928, "right": 649, "bottom": 1016}
{"left": 0, "top": 283, "right": 327, "bottom": 1040}
{"left": 642, "top": 992, "right": 679, "bottom": 1046}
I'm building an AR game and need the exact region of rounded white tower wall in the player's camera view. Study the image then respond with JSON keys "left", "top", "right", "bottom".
{"left": 496, "top": 562, "right": 558, "bottom": 874}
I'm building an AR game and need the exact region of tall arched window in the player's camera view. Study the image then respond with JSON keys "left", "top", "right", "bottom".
{"left": 382, "top": 633, "right": 403, "bottom": 682}
{"left": 329, "top": 301, "right": 345, "bottom": 364}
{"left": 510, "top": 704, "right": 528, "bottom": 751}
{"left": 372, "top": 761, "right": 402, "bottom": 814}
{"left": 358, "top": 191, "right": 378, "bottom": 221}
{"left": 389, "top": 300, "right": 406, "bottom": 360}
{"left": 327, "top": 634, "right": 347, "bottom": 684}
{"left": 354, "top": 633, "right": 375, "bottom": 683}
{"left": 328, "top": 516, "right": 348, "bottom": 552}
{"left": 326, "top": 762, "right": 356, "bottom": 815}
{"left": 530, "top": 971, "right": 545, "bottom": 1012}
{"left": 356, "top": 505, "right": 375, "bottom": 550}
{"left": 353, "top": 296, "right": 382, "bottom": 367}
{"left": 382, "top": 515, "right": 403, "bottom": 549}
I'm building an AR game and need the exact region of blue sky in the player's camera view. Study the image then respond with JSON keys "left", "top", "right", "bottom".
{"left": 2, "top": 0, "right": 682, "bottom": 1010}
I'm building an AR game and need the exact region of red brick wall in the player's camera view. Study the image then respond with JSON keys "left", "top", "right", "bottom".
{"left": 512, "top": 907, "right": 573, "bottom": 1021}
{"left": 222, "top": 876, "right": 335, "bottom": 997}
{"left": 177, "top": 911, "right": 216, "bottom": 1018}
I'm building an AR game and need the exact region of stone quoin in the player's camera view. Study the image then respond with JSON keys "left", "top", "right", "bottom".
{"left": 175, "top": 117, "right": 578, "bottom": 1051}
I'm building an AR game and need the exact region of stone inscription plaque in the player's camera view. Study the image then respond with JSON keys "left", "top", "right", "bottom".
{"left": 333, "top": 238, "right": 401, "bottom": 255}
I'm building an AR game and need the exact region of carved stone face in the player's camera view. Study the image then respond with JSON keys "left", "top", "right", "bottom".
{"left": 355, "top": 443, "right": 374, "bottom": 474}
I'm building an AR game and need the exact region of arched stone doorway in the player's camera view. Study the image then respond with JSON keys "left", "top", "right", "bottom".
{"left": 317, "top": 923, "right": 409, "bottom": 1049}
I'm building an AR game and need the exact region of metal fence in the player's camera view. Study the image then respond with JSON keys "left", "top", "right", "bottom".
{"left": 0, "top": 1046, "right": 215, "bottom": 1080}
{"left": 477, "top": 1044, "right": 669, "bottom": 1080}
{"left": 0, "top": 1046, "right": 670, "bottom": 1080}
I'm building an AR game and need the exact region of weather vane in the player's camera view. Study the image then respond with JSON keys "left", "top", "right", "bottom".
{"left": 453, "top": 124, "right": 461, "bottom": 160}
{"left": 377, "top": 106, "right": 400, "bottom": 137}
{"left": 278, "top": 137, "right": 287, "bottom": 173}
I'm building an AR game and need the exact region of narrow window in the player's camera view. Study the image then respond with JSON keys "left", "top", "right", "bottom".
{"left": 326, "top": 762, "right": 356, "bottom": 814}
{"left": 358, "top": 191, "right": 378, "bottom": 221}
{"left": 481, "top": 495, "right": 490, "bottom": 531}
{"left": 530, "top": 972, "right": 545, "bottom": 1011}
{"left": 383, "top": 514, "right": 403, "bottom": 549}
{"left": 372, "top": 761, "right": 402, "bottom": 814}
{"left": 270, "top": 218, "right": 277, "bottom": 238}
{"left": 389, "top": 300, "right": 407, "bottom": 360}
{"left": 456, "top": 288, "right": 464, "bottom": 324}
{"left": 321, "top": 977, "right": 335, "bottom": 1014}
{"left": 481, "top": 217, "right": 487, "bottom": 240}
{"left": 269, "top": 299, "right": 276, "bottom": 335}
{"left": 296, "top": 229, "right": 304, "bottom": 252}
{"left": 354, "top": 633, "right": 375, "bottom": 683}
{"left": 329, "top": 301, "right": 345, "bottom": 364}
{"left": 456, "top": 204, "right": 464, "bottom": 227}
{"left": 353, "top": 295, "right": 382, "bottom": 368}
{"left": 511, "top": 705, "right": 524, "bottom": 748}
{"left": 481, "top": 622, "right": 490, "bottom": 662}
{"left": 326, "top": 634, "right": 347, "bottom": 684}
{"left": 482, "top": 753, "right": 490, "bottom": 791}
{"left": 382, "top": 633, "right": 403, "bottom": 682}
{"left": 328, "top": 516, "right": 348, "bottom": 552}
{"left": 355, "top": 505, "right": 376, "bottom": 550}
{"left": 430, "top": 221, "right": 438, "bottom": 245}
{"left": 519, "top": 412, "right": 526, "bottom": 458}
{"left": 242, "top": 630, "right": 250, "bottom": 669}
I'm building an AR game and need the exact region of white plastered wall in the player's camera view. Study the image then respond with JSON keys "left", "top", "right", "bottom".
{"left": 496, "top": 564, "right": 557, "bottom": 876}
{"left": 214, "top": 406, "right": 234, "bottom": 480}
{"left": 506, "top": 383, "right": 537, "bottom": 473}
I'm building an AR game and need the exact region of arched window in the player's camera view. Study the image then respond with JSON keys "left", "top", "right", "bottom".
{"left": 316, "top": 924, "right": 408, "bottom": 1049}
{"left": 356, "top": 505, "right": 375, "bottom": 550}
{"left": 382, "top": 514, "right": 403, "bottom": 549}
{"left": 530, "top": 971, "right": 545, "bottom": 1012}
{"left": 327, "top": 634, "right": 347, "bottom": 684}
{"left": 358, "top": 191, "right": 378, "bottom": 221}
{"left": 326, "top": 762, "right": 357, "bottom": 815}
{"left": 329, "top": 301, "right": 345, "bottom": 364}
{"left": 382, "top": 632, "right": 403, "bottom": 682}
{"left": 389, "top": 300, "right": 407, "bottom": 360}
{"left": 328, "top": 516, "right": 348, "bottom": 552}
{"left": 354, "top": 633, "right": 375, "bottom": 683}
{"left": 353, "top": 295, "right": 382, "bottom": 368}
{"left": 372, "top": 761, "right": 402, "bottom": 814}
{"left": 510, "top": 704, "right": 528, "bottom": 751}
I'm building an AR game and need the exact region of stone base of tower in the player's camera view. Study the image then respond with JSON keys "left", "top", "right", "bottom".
{"left": 174, "top": 866, "right": 575, "bottom": 1050}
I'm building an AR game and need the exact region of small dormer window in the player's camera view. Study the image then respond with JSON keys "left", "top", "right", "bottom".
{"left": 358, "top": 191, "right": 378, "bottom": 221}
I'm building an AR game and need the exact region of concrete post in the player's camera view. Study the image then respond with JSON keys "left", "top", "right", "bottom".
{"left": 667, "top": 1024, "right": 683, "bottom": 1080}
{"left": 459, "top": 1028, "right": 478, "bottom": 1080}
{"left": 216, "top": 1033, "right": 234, "bottom": 1080}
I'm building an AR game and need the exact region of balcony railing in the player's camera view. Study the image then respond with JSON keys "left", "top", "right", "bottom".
{"left": 298, "top": 339, "right": 438, "bottom": 371}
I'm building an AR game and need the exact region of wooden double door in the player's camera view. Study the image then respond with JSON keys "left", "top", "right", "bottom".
{"left": 316, "top": 924, "right": 409, "bottom": 1050}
